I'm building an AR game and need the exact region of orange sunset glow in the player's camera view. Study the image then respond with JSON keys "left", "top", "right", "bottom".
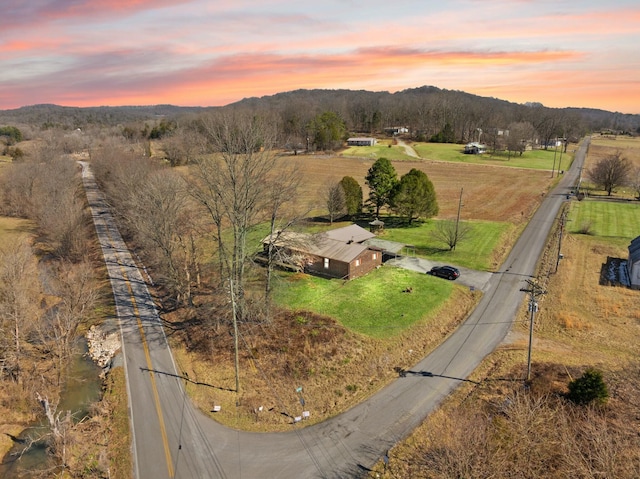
{"left": 1, "top": 1, "right": 639, "bottom": 113}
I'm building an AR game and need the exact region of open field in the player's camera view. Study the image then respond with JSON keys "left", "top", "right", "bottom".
{"left": 568, "top": 200, "right": 640, "bottom": 238}
{"left": 285, "top": 154, "right": 551, "bottom": 224}
{"left": 411, "top": 141, "right": 574, "bottom": 170}
{"left": 587, "top": 135, "right": 640, "bottom": 167}
{"left": 581, "top": 135, "right": 640, "bottom": 198}
{"left": 342, "top": 141, "right": 575, "bottom": 171}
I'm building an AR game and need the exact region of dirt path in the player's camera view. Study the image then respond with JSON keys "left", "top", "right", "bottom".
{"left": 396, "top": 138, "right": 420, "bottom": 158}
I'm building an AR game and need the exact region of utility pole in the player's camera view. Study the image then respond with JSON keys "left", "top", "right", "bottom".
{"left": 453, "top": 187, "right": 463, "bottom": 251}
{"left": 229, "top": 277, "right": 240, "bottom": 404}
{"left": 551, "top": 138, "right": 558, "bottom": 178}
{"left": 555, "top": 207, "right": 568, "bottom": 273}
{"left": 520, "top": 279, "right": 546, "bottom": 381}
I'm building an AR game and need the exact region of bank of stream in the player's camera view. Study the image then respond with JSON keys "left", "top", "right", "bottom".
{"left": 0, "top": 339, "right": 103, "bottom": 477}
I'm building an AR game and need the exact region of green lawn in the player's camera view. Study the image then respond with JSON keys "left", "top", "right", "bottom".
{"left": 341, "top": 141, "right": 416, "bottom": 161}
{"left": 271, "top": 266, "right": 453, "bottom": 338}
{"left": 568, "top": 200, "right": 640, "bottom": 238}
{"left": 411, "top": 142, "right": 572, "bottom": 171}
{"left": 379, "top": 219, "right": 513, "bottom": 271}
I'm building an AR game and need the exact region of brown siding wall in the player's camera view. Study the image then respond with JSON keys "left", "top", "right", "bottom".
{"left": 306, "top": 256, "right": 349, "bottom": 279}
{"left": 348, "top": 249, "right": 382, "bottom": 279}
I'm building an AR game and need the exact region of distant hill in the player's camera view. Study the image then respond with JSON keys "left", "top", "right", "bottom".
{"left": 1, "top": 86, "right": 638, "bottom": 134}
{"left": 0, "top": 104, "right": 211, "bottom": 129}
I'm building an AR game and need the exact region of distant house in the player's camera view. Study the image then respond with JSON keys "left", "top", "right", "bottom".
{"left": 347, "top": 137, "right": 377, "bottom": 147}
{"left": 464, "top": 142, "right": 486, "bottom": 154}
{"left": 627, "top": 235, "right": 640, "bottom": 289}
{"left": 384, "top": 126, "right": 409, "bottom": 136}
{"left": 262, "top": 224, "right": 382, "bottom": 280}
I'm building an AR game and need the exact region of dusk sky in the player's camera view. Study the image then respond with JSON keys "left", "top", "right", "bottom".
{"left": 2, "top": 0, "right": 639, "bottom": 113}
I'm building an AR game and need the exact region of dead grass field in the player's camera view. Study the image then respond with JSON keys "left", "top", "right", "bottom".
{"left": 285, "top": 154, "right": 551, "bottom": 224}
{"left": 372, "top": 213, "right": 640, "bottom": 477}
{"left": 585, "top": 135, "right": 640, "bottom": 172}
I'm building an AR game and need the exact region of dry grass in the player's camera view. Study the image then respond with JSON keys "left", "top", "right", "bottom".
{"left": 285, "top": 154, "right": 550, "bottom": 224}
{"left": 373, "top": 219, "right": 640, "bottom": 478}
{"left": 167, "top": 286, "right": 480, "bottom": 431}
{"left": 584, "top": 135, "right": 640, "bottom": 178}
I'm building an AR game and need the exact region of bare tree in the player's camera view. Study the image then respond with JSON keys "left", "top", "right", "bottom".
{"left": 262, "top": 165, "right": 303, "bottom": 306}
{"left": 127, "top": 169, "right": 201, "bottom": 306}
{"left": 588, "top": 151, "right": 631, "bottom": 195}
{"left": 506, "top": 121, "right": 535, "bottom": 158}
{"left": 325, "top": 181, "right": 346, "bottom": 224}
{"left": 0, "top": 239, "right": 40, "bottom": 383}
{"left": 192, "top": 110, "right": 280, "bottom": 320}
{"left": 431, "top": 218, "right": 472, "bottom": 251}
{"left": 38, "top": 261, "right": 98, "bottom": 385}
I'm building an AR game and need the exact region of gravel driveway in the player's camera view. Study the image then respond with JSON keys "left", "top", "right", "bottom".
{"left": 386, "top": 255, "right": 494, "bottom": 292}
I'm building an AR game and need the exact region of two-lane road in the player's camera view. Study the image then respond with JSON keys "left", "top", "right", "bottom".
{"left": 81, "top": 137, "right": 588, "bottom": 478}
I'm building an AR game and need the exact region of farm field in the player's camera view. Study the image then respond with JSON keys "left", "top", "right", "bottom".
{"left": 285, "top": 154, "right": 551, "bottom": 224}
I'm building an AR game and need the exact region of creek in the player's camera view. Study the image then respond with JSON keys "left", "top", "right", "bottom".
{"left": 0, "top": 339, "right": 103, "bottom": 477}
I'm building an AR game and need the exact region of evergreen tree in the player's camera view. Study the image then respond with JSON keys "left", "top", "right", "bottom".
{"left": 365, "top": 157, "right": 398, "bottom": 217}
{"left": 390, "top": 168, "right": 438, "bottom": 224}
{"left": 307, "top": 111, "right": 347, "bottom": 151}
{"left": 339, "top": 176, "right": 363, "bottom": 218}
{"left": 567, "top": 368, "right": 609, "bottom": 406}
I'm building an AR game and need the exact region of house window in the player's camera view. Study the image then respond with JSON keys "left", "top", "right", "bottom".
{"left": 372, "top": 253, "right": 377, "bottom": 260}
{"left": 355, "top": 259, "right": 360, "bottom": 267}
{"left": 324, "top": 258, "right": 329, "bottom": 269}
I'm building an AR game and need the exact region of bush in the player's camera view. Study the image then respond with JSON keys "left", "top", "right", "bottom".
{"left": 566, "top": 368, "right": 609, "bottom": 405}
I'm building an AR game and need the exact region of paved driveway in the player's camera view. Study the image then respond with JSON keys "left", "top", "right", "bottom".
{"left": 386, "top": 255, "right": 494, "bottom": 292}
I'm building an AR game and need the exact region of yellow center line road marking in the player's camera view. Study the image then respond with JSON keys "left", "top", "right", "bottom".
{"left": 114, "top": 244, "right": 175, "bottom": 477}
{"left": 125, "top": 274, "right": 175, "bottom": 478}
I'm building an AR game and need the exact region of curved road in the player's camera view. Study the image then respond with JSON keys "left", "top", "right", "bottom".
{"left": 80, "top": 138, "right": 589, "bottom": 479}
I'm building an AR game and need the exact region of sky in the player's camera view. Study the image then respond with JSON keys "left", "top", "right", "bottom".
{"left": 1, "top": 0, "right": 640, "bottom": 113}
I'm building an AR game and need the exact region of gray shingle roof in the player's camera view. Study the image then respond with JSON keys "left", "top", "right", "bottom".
{"left": 262, "top": 224, "right": 377, "bottom": 263}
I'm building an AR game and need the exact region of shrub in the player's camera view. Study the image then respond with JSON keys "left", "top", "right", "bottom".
{"left": 566, "top": 368, "right": 609, "bottom": 405}
{"left": 577, "top": 220, "right": 593, "bottom": 235}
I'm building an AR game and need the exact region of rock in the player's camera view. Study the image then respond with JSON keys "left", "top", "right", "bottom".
{"left": 86, "top": 325, "right": 121, "bottom": 370}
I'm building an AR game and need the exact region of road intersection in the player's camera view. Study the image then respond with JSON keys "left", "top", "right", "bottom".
{"left": 80, "top": 137, "right": 588, "bottom": 478}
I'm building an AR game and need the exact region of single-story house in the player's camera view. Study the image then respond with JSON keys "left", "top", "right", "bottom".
{"left": 384, "top": 126, "right": 409, "bottom": 136}
{"left": 464, "top": 142, "right": 486, "bottom": 154}
{"left": 262, "top": 224, "right": 382, "bottom": 280}
{"left": 347, "top": 137, "right": 377, "bottom": 147}
{"left": 627, "top": 235, "right": 640, "bottom": 289}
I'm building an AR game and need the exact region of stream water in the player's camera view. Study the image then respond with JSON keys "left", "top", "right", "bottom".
{"left": 0, "top": 339, "right": 103, "bottom": 477}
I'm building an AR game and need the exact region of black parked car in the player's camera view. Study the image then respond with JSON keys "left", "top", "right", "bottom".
{"left": 427, "top": 265, "right": 460, "bottom": 280}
